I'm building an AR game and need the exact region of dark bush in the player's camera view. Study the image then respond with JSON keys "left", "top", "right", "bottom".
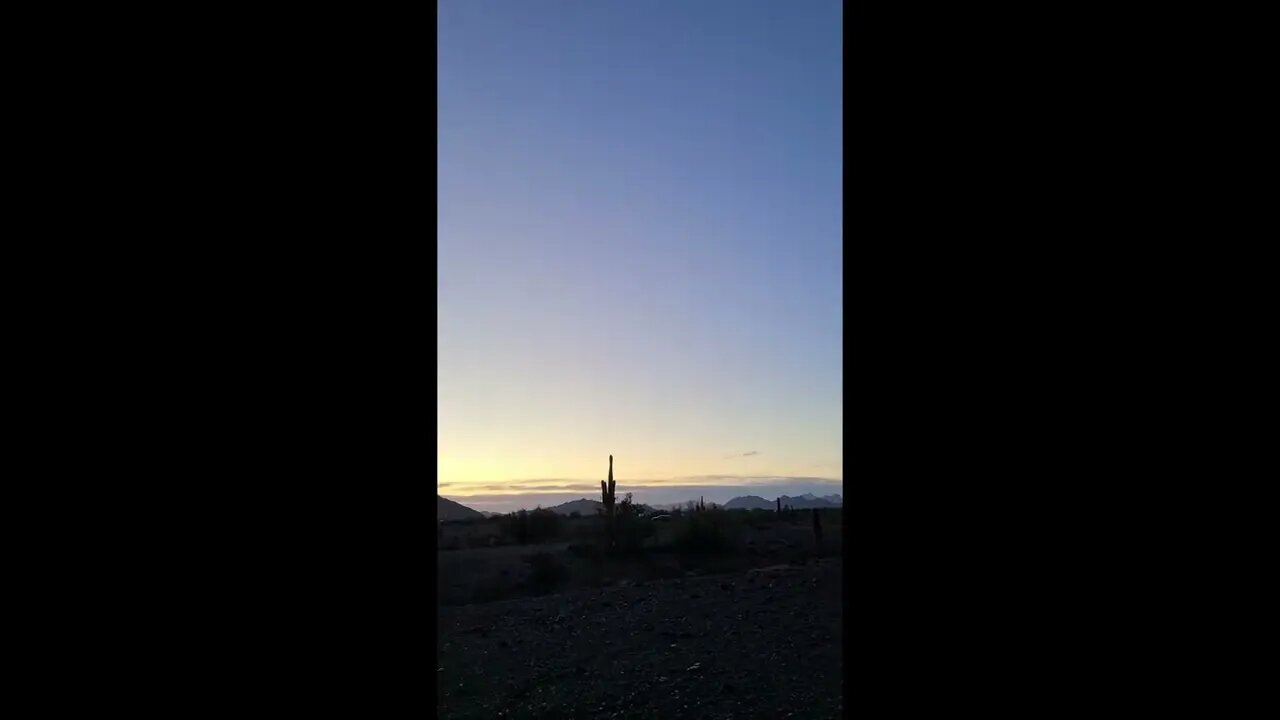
{"left": 743, "top": 508, "right": 788, "bottom": 530}
{"left": 617, "top": 493, "right": 643, "bottom": 518}
{"left": 674, "top": 510, "right": 732, "bottom": 554}
{"left": 501, "top": 508, "right": 563, "bottom": 545}
{"left": 612, "top": 511, "right": 655, "bottom": 554}
{"left": 465, "top": 532, "right": 503, "bottom": 548}
{"left": 523, "top": 552, "right": 569, "bottom": 593}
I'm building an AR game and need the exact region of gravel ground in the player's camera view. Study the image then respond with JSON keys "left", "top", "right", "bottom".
{"left": 437, "top": 557, "right": 842, "bottom": 719}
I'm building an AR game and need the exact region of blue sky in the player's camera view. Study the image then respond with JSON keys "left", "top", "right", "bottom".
{"left": 438, "top": 0, "right": 842, "bottom": 511}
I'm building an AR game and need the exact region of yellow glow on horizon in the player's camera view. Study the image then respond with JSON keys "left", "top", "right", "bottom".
{"left": 438, "top": 455, "right": 842, "bottom": 496}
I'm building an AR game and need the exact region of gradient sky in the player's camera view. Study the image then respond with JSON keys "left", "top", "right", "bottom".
{"left": 439, "top": 0, "right": 842, "bottom": 512}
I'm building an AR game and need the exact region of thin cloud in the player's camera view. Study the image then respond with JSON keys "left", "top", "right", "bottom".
{"left": 439, "top": 481, "right": 601, "bottom": 493}
{"left": 439, "top": 475, "right": 841, "bottom": 497}
{"left": 679, "top": 475, "right": 840, "bottom": 486}
{"left": 723, "top": 450, "right": 762, "bottom": 459}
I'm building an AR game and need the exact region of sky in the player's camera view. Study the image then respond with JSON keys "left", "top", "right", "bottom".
{"left": 439, "top": 0, "right": 842, "bottom": 513}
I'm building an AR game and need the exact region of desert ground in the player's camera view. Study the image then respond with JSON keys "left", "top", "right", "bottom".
{"left": 437, "top": 510, "right": 843, "bottom": 719}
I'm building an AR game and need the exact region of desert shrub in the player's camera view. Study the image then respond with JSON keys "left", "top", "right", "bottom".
{"left": 612, "top": 511, "right": 656, "bottom": 554}
{"left": 441, "top": 517, "right": 486, "bottom": 526}
{"left": 564, "top": 512, "right": 653, "bottom": 557}
{"left": 501, "top": 508, "right": 563, "bottom": 545}
{"left": 529, "top": 508, "right": 563, "bottom": 541}
{"left": 617, "top": 493, "right": 643, "bottom": 518}
{"left": 523, "top": 552, "right": 569, "bottom": 593}
{"left": 465, "top": 532, "right": 504, "bottom": 549}
{"left": 570, "top": 515, "right": 604, "bottom": 541}
{"left": 674, "top": 510, "right": 732, "bottom": 555}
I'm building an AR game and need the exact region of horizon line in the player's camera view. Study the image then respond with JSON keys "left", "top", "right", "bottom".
{"left": 437, "top": 475, "right": 843, "bottom": 495}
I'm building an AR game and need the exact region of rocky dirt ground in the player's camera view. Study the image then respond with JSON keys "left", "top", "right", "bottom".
{"left": 437, "top": 557, "right": 842, "bottom": 719}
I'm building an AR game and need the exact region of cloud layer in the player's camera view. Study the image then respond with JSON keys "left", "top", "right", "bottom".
{"left": 439, "top": 476, "right": 844, "bottom": 513}
{"left": 438, "top": 475, "right": 840, "bottom": 493}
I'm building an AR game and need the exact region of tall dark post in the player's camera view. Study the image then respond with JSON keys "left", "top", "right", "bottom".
{"left": 601, "top": 455, "right": 616, "bottom": 550}
{"left": 776, "top": 497, "right": 781, "bottom": 516}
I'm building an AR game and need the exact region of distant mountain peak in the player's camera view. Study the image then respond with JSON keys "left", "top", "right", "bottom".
{"left": 723, "top": 495, "right": 774, "bottom": 510}
{"left": 546, "top": 498, "right": 604, "bottom": 516}
{"left": 437, "top": 495, "right": 484, "bottom": 521}
{"left": 775, "top": 494, "right": 840, "bottom": 509}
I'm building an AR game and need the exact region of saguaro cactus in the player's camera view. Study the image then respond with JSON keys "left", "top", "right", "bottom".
{"left": 776, "top": 497, "right": 781, "bottom": 516}
{"left": 601, "top": 455, "right": 616, "bottom": 549}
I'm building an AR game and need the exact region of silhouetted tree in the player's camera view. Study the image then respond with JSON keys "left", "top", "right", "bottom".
{"left": 500, "top": 508, "right": 562, "bottom": 545}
